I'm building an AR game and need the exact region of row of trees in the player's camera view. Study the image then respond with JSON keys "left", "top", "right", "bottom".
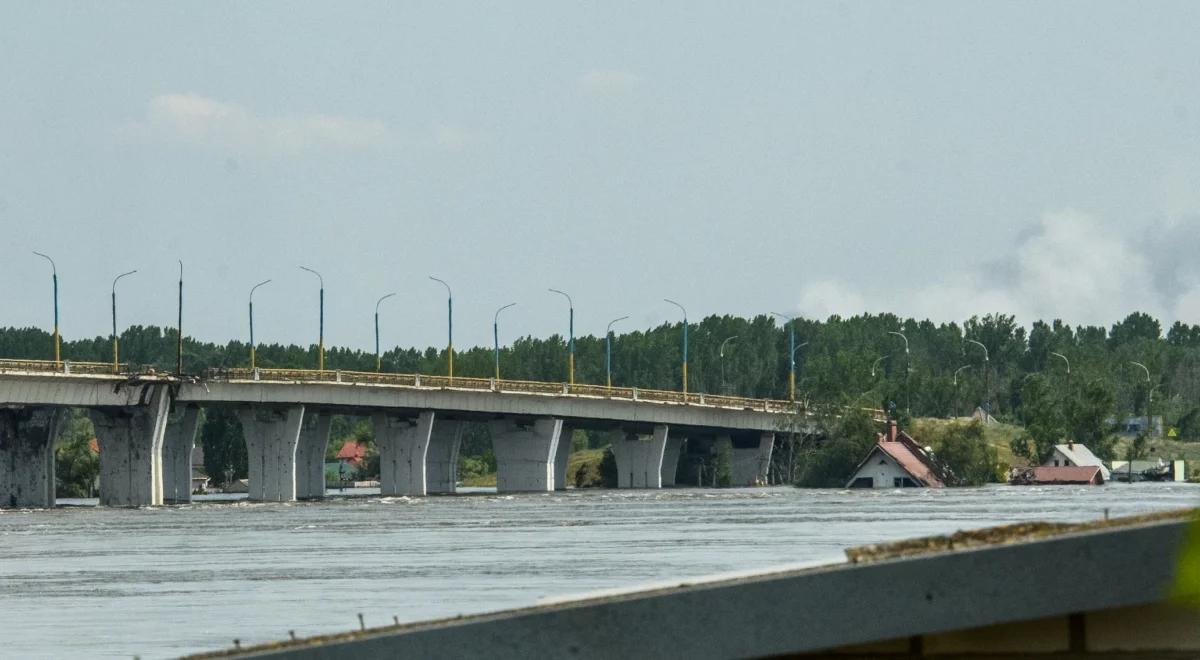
{"left": 4, "top": 311, "right": 1198, "bottom": 427}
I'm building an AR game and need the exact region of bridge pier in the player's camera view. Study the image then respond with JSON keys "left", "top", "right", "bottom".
{"left": 89, "top": 385, "right": 171, "bottom": 507}
{"left": 426, "top": 418, "right": 464, "bottom": 494}
{"left": 552, "top": 423, "right": 575, "bottom": 491}
{"left": 162, "top": 404, "right": 200, "bottom": 504}
{"left": 0, "top": 407, "right": 62, "bottom": 508}
{"left": 661, "top": 434, "right": 684, "bottom": 486}
{"left": 296, "top": 412, "right": 332, "bottom": 499}
{"left": 612, "top": 424, "right": 670, "bottom": 489}
{"left": 374, "top": 411, "right": 433, "bottom": 497}
{"left": 237, "top": 405, "right": 304, "bottom": 502}
{"left": 491, "top": 418, "right": 561, "bottom": 492}
{"left": 731, "top": 432, "right": 774, "bottom": 486}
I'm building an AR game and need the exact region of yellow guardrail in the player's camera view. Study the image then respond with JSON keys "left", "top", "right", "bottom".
{"left": 0, "top": 358, "right": 131, "bottom": 375}
{"left": 207, "top": 366, "right": 847, "bottom": 415}
{"left": 0, "top": 359, "right": 886, "bottom": 419}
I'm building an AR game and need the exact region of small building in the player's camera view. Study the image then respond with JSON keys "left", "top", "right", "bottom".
{"left": 1009, "top": 465, "right": 1105, "bottom": 486}
{"left": 191, "top": 445, "right": 210, "bottom": 493}
{"left": 845, "top": 421, "right": 947, "bottom": 489}
{"left": 336, "top": 440, "right": 368, "bottom": 472}
{"left": 1043, "top": 443, "right": 1110, "bottom": 481}
{"left": 1109, "top": 459, "right": 1187, "bottom": 482}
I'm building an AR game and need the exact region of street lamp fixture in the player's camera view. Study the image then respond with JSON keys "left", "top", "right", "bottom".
{"left": 299, "top": 266, "right": 325, "bottom": 371}
{"left": 430, "top": 276, "right": 453, "bottom": 381}
{"left": 32, "top": 252, "right": 60, "bottom": 365}
{"left": 664, "top": 299, "right": 689, "bottom": 394}
{"left": 493, "top": 302, "right": 516, "bottom": 381}
{"left": 248, "top": 279, "right": 271, "bottom": 370}
{"left": 605, "top": 315, "right": 629, "bottom": 388}
{"left": 888, "top": 330, "right": 911, "bottom": 414}
{"left": 548, "top": 289, "right": 575, "bottom": 385}
{"left": 375, "top": 292, "right": 396, "bottom": 372}
{"left": 111, "top": 269, "right": 137, "bottom": 373}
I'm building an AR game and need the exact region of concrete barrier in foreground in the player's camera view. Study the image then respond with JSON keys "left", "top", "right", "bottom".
{"left": 185, "top": 510, "right": 1200, "bottom": 659}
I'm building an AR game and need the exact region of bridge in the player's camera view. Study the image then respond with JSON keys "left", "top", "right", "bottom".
{"left": 0, "top": 359, "right": 813, "bottom": 508}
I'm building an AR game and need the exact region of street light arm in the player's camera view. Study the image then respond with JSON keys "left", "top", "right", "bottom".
{"left": 299, "top": 266, "right": 324, "bottom": 288}
{"left": 888, "top": 331, "right": 909, "bottom": 353}
{"left": 33, "top": 251, "right": 56, "bottom": 275}
{"left": 965, "top": 338, "right": 989, "bottom": 361}
{"left": 375, "top": 292, "right": 397, "bottom": 315}
{"left": 719, "top": 335, "right": 739, "bottom": 357}
{"left": 429, "top": 276, "right": 451, "bottom": 298}
{"left": 791, "top": 341, "right": 809, "bottom": 359}
{"left": 111, "top": 269, "right": 137, "bottom": 294}
{"left": 606, "top": 315, "right": 629, "bottom": 334}
{"left": 663, "top": 298, "right": 687, "bottom": 320}
{"left": 1130, "top": 361, "right": 1151, "bottom": 382}
{"left": 494, "top": 302, "right": 516, "bottom": 324}
{"left": 249, "top": 279, "right": 272, "bottom": 303}
{"left": 548, "top": 288, "right": 573, "bottom": 309}
{"left": 1051, "top": 352, "right": 1070, "bottom": 373}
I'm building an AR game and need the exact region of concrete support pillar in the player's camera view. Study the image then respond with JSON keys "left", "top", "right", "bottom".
{"left": 731, "top": 432, "right": 775, "bottom": 487}
{"left": 425, "top": 419, "right": 464, "bottom": 494}
{"left": 490, "top": 418, "right": 561, "bottom": 492}
{"left": 162, "top": 405, "right": 200, "bottom": 504}
{"left": 236, "top": 405, "right": 305, "bottom": 502}
{"left": 552, "top": 423, "right": 576, "bottom": 491}
{"left": 89, "top": 386, "right": 171, "bottom": 507}
{"left": 0, "top": 407, "right": 62, "bottom": 509}
{"left": 374, "top": 410, "right": 433, "bottom": 497}
{"left": 295, "top": 412, "right": 332, "bottom": 500}
{"left": 612, "top": 424, "right": 669, "bottom": 489}
{"left": 661, "top": 434, "right": 685, "bottom": 487}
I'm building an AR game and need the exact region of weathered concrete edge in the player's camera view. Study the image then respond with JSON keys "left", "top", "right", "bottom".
{"left": 186, "top": 512, "right": 1196, "bottom": 660}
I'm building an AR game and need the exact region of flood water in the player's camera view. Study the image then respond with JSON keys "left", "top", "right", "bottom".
{"left": 2, "top": 483, "right": 1198, "bottom": 659}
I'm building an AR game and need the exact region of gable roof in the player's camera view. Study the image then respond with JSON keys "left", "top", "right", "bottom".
{"left": 1011, "top": 465, "right": 1104, "bottom": 485}
{"left": 846, "top": 432, "right": 947, "bottom": 488}
{"left": 1049, "top": 444, "right": 1111, "bottom": 480}
{"left": 336, "top": 440, "right": 368, "bottom": 463}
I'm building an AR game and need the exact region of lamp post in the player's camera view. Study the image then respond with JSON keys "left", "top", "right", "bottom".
{"left": 110, "top": 269, "right": 137, "bottom": 373}
{"left": 248, "top": 279, "right": 271, "bottom": 370}
{"left": 1130, "top": 361, "right": 1152, "bottom": 437}
{"left": 872, "top": 354, "right": 891, "bottom": 378}
{"left": 176, "top": 260, "right": 183, "bottom": 375}
{"left": 430, "top": 277, "right": 453, "bottom": 381}
{"left": 33, "top": 252, "right": 60, "bottom": 365}
{"left": 605, "top": 315, "right": 629, "bottom": 388}
{"left": 966, "top": 338, "right": 990, "bottom": 417}
{"left": 792, "top": 341, "right": 810, "bottom": 401}
{"left": 299, "top": 266, "right": 324, "bottom": 371}
{"left": 374, "top": 292, "right": 396, "bottom": 372}
{"left": 664, "top": 299, "right": 688, "bottom": 394}
{"left": 772, "top": 312, "right": 799, "bottom": 402}
{"left": 953, "top": 365, "right": 972, "bottom": 417}
{"left": 493, "top": 302, "right": 516, "bottom": 381}
{"left": 888, "top": 331, "right": 911, "bottom": 415}
{"left": 548, "top": 289, "right": 575, "bottom": 385}
{"left": 719, "top": 335, "right": 738, "bottom": 394}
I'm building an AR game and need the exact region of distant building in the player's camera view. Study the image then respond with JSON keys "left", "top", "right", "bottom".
{"left": 1106, "top": 415, "right": 1164, "bottom": 437}
{"left": 1009, "top": 465, "right": 1105, "bottom": 486}
{"left": 1110, "top": 459, "right": 1187, "bottom": 483}
{"left": 1043, "top": 443, "right": 1111, "bottom": 481}
{"left": 191, "top": 445, "right": 210, "bottom": 493}
{"left": 845, "top": 421, "right": 947, "bottom": 489}
{"left": 337, "top": 440, "right": 368, "bottom": 472}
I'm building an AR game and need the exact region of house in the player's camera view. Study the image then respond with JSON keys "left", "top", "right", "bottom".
{"left": 1009, "top": 465, "right": 1105, "bottom": 486}
{"left": 1043, "top": 443, "right": 1111, "bottom": 481}
{"left": 336, "top": 440, "right": 368, "bottom": 471}
{"left": 845, "top": 421, "right": 948, "bottom": 489}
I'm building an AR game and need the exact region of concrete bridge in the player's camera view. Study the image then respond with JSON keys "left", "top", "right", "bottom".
{"left": 0, "top": 360, "right": 809, "bottom": 508}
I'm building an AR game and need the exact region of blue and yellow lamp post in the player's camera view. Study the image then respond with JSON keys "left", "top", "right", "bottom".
{"left": 548, "top": 289, "right": 574, "bottom": 385}
{"left": 374, "top": 292, "right": 396, "bottom": 372}
{"left": 430, "top": 277, "right": 453, "bottom": 382}
{"left": 248, "top": 279, "right": 271, "bottom": 370}
{"left": 772, "top": 312, "right": 799, "bottom": 402}
{"left": 664, "top": 299, "right": 688, "bottom": 395}
{"left": 111, "top": 270, "right": 137, "bottom": 373}
{"left": 33, "top": 252, "right": 60, "bottom": 366}
{"left": 605, "top": 315, "right": 628, "bottom": 388}
{"left": 493, "top": 302, "right": 516, "bottom": 381}
{"left": 299, "top": 266, "right": 324, "bottom": 372}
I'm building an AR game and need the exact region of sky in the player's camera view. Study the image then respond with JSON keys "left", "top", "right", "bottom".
{"left": 2, "top": 1, "right": 1200, "bottom": 353}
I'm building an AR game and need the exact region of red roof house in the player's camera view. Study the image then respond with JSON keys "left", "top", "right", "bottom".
{"left": 336, "top": 440, "right": 368, "bottom": 469}
{"left": 1009, "top": 465, "right": 1105, "bottom": 486}
{"left": 845, "top": 421, "right": 949, "bottom": 488}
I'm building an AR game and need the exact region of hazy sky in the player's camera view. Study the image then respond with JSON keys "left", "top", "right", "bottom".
{"left": 3, "top": 2, "right": 1200, "bottom": 353}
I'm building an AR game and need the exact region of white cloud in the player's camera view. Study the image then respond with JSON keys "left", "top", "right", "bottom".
{"left": 578, "top": 70, "right": 642, "bottom": 96}
{"left": 796, "top": 210, "right": 1183, "bottom": 326}
{"left": 129, "top": 93, "right": 391, "bottom": 153}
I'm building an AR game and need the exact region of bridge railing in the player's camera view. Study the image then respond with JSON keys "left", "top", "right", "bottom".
{"left": 203, "top": 366, "right": 816, "bottom": 414}
{"left": 0, "top": 358, "right": 130, "bottom": 375}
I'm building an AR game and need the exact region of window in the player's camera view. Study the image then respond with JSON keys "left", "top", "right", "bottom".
{"left": 1054, "top": 460, "right": 1060, "bottom": 466}
{"left": 893, "top": 477, "right": 902, "bottom": 487}
{"left": 850, "top": 477, "right": 873, "bottom": 489}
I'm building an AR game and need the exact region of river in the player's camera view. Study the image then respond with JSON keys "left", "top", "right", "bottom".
{"left": 2, "top": 483, "right": 1197, "bottom": 659}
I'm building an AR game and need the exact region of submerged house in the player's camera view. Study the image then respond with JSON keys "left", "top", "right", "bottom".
{"left": 1043, "top": 442, "right": 1111, "bottom": 481}
{"left": 845, "top": 421, "right": 948, "bottom": 489}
